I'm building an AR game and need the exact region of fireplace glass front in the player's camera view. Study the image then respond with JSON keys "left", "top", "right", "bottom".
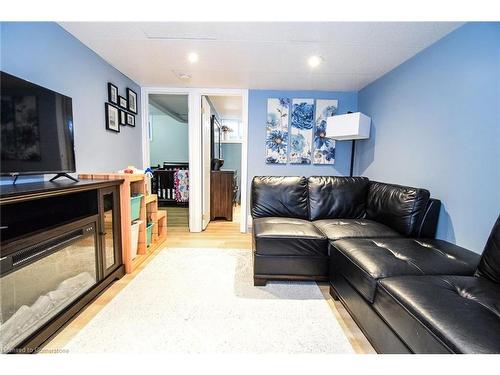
{"left": 0, "top": 222, "right": 98, "bottom": 353}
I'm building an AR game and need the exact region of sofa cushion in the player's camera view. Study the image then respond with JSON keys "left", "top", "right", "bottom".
{"left": 476, "top": 215, "right": 500, "bottom": 284}
{"left": 331, "top": 238, "right": 480, "bottom": 303}
{"left": 308, "top": 176, "right": 369, "bottom": 220}
{"left": 251, "top": 176, "right": 309, "bottom": 219}
{"left": 366, "top": 181, "right": 430, "bottom": 236}
{"left": 253, "top": 217, "right": 328, "bottom": 256}
{"left": 376, "top": 275, "right": 500, "bottom": 353}
{"left": 313, "top": 219, "right": 401, "bottom": 241}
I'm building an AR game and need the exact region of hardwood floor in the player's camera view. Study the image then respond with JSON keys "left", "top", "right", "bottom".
{"left": 163, "top": 206, "right": 189, "bottom": 228}
{"left": 163, "top": 205, "right": 252, "bottom": 249}
{"left": 44, "top": 205, "right": 375, "bottom": 354}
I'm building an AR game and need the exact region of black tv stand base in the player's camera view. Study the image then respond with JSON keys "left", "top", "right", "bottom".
{"left": 49, "top": 173, "right": 79, "bottom": 183}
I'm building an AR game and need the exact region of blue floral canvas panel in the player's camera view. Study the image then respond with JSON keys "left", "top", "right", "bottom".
{"left": 290, "top": 98, "right": 314, "bottom": 164}
{"left": 266, "top": 98, "right": 289, "bottom": 164}
{"left": 313, "top": 99, "right": 338, "bottom": 164}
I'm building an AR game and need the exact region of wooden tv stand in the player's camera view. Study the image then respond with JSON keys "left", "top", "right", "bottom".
{"left": 0, "top": 179, "right": 125, "bottom": 353}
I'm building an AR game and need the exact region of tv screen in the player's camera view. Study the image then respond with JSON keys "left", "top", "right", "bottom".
{"left": 1, "top": 71, "right": 75, "bottom": 175}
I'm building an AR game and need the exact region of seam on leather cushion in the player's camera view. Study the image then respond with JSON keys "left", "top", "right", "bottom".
{"left": 440, "top": 278, "right": 500, "bottom": 320}
{"left": 256, "top": 234, "right": 327, "bottom": 240}
{"left": 255, "top": 237, "right": 329, "bottom": 256}
{"left": 407, "top": 193, "right": 419, "bottom": 235}
{"left": 254, "top": 254, "right": 329, "bottom": 259}
{"left": 370, "top": 240, "right": 425, "bottom": 275}
{"left": 331, "top": 242, "right": 379, "bottom": 303}
{"left": 412, "top": 240, "right": 477, "bottom": 269}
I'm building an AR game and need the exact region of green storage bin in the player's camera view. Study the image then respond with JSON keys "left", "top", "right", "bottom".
{"left": 146, "top": 222, "right": 155, "bottom": 247}
{"left": 130, "top": 194, "right": 143, "bottom": 222}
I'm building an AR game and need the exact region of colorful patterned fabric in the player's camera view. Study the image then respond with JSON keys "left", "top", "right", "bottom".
{"left": 174, "top": 169, "right": 189, "bottom": 202}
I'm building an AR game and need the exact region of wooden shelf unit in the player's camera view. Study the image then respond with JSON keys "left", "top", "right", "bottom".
{"left": 79, "top": 173, "right": 167, "bottom": 273}
{"left": 146, "top": 194, "right": 159, "bottom": 244}
{"left": 157, "top": 210, "right": 167, "bottom": 239}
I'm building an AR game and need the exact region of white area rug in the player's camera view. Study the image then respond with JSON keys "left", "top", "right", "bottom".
{"left": 64, "top": 248, "right": 354, "bottom": 354}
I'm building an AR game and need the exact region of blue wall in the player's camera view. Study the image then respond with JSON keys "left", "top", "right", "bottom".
{"left": 0, "top": 22, "right": 143, "bottom": 184}
{"left": 149, "top": 106, "right": 189, "bottom": 166}
{"left": 357, "top": 23, "right": 500, "bottom": 252}
{"left": 247, "top": 89, "right": 358, "bottom": 211}
{"left": 221, "top": 143, "right": 242, "bottom": 203}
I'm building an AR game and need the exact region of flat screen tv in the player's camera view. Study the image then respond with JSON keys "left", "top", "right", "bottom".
{"left": 1, "top": 71, "right": 76, "bottom": 177}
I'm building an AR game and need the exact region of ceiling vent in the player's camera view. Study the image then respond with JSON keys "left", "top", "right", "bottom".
{"left": 172, "top": 70, "right": 192, "bottom": 81}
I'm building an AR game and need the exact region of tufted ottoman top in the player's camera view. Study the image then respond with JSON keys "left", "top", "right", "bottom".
{"left": 330, "top": 238, "right": 480, "bottom": 303}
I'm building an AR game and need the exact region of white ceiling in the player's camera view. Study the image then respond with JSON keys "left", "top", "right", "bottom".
{"left": 60, "top": 22, "right": 462, "bottom": 91}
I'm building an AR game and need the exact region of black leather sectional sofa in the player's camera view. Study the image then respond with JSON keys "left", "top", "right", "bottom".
{"left": 251, "top": 176, "right": 500, "bottom": 354}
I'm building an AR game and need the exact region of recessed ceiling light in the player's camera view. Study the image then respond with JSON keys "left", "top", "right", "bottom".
{"left": 188, "top": 52, "right": 199, "bottom": 63}
{"left": 308, "top": 55, "right": 323, "bottom": 68}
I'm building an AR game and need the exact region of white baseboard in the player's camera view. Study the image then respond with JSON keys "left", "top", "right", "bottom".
{"left": 247, "top": 215, "right": 253, "bottom": 231}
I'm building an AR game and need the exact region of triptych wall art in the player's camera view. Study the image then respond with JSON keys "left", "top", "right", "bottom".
{"left": 266, "top": 98, "right": 338, "bottom": 165}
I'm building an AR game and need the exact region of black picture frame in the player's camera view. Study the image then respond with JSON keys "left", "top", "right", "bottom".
{"left": 127, "top": 88, "right": 138, "bottom": 114}
{"left": 118, "top": 96, "right": 128, "bottom": 110}
{"left": 108, "top": 83, "right": 118, "bottom": 104}
{"left": 119, "top": 110, "right": 127, "bottom": 126}
{"left": 126, "top": 113, "right": 135, "bottom": 127}
{"left": 105, "top": 103, "right": 120, "bottom": 133}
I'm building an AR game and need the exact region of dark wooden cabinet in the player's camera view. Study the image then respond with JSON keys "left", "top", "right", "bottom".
{"left": 210, "top": 170, "right": 234, "bottom": 221}
{"left": 98, "top": 186, "right": 122, "bottom": 278}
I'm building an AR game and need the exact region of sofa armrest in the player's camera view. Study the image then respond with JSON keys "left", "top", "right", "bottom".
{"left": 416, "top": 198, "right": 441, "bottom": 238}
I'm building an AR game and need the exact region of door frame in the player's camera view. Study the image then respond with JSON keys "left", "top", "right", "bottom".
{"left": 201, "top": 95, "right": 211, "bottom": 230}
{"left": 140, "top": 87, "right": 249, "bottom": 233}
{"left": 140, "top": 87, "right": 201, "bottom": 232}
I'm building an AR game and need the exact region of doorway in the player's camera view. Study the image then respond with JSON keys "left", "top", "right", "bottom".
{"left": 148, "top": 94, "right": 189, "bottom": 229}
{"left": 141, "top": 88, "right": 248, "bottom": 233}
{"left": 202, "top": 95, "right": 244, "bottom": 228}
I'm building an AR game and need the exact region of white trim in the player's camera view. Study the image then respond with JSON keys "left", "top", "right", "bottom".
{"left": 188, "top": 91, "right": 203, "bottom": 232}
{"left": 240, "top": 90, "right": 249, "bottom": 234}
{"left": 140, "top": 87, "right": 249, "bottom": 234}
{"left": 247, "top": 215, "right": 253, "bottom": 230}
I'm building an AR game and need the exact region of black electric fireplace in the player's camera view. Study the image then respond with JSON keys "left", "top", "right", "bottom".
{"left": 0, "top": 179, "right": 124, "bottom": 353}
{"left": 0, "top": 218, "right": 99, "bottom": 353}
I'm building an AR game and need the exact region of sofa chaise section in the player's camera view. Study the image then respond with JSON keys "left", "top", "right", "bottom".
{"left": 330, "top": 238, "right": 480, "bottom": 304}
{"left": 373, "top": 216, "right": 500, "bottom": 354}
